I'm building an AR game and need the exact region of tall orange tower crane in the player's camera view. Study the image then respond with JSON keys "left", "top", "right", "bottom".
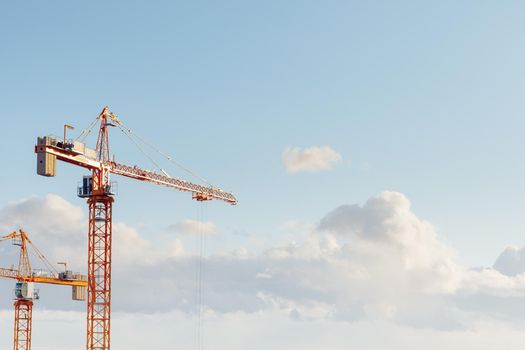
{"left": 35, "top": 107, "right": 237, "bottom": 350}
{"left": 0, "top": 229, "right": 88, "bottom": 350}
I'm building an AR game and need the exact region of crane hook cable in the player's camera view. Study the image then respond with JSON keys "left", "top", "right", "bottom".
{"left": 194, "top": 202, "right": 207, "bottom": 350}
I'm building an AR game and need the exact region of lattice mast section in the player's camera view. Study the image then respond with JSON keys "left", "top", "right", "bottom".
{"left": 86, "top": 108, "right": 114, "bottom": 350}
{"left": 13, "top": 300, "right": 32, "bottom": 350}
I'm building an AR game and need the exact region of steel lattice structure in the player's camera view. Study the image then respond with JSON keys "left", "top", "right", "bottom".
{"left": 86, "top": 197, "right": 113, "bottom": 350}
{"left": 0, "top": 229, "right": 87, "bottom": 350}
{"left": 35, "top": 107, "right": 237, "bottom": 350}
{"left": 13, "top": 300, "right": 32, "bottom": 350}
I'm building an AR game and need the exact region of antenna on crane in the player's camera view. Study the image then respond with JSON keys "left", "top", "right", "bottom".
{"left": 57, "top": 262, "right": 68, "bottom": 272}
{"left": 63, "top": 124, "right": 75, "bottom": 146}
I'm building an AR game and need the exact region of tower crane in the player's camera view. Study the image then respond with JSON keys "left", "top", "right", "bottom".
{"left": 0, "top": 229, "right": 88, "bottom": 350}
{"left": 35, "top": 106, "right": 237, "bottom": 350}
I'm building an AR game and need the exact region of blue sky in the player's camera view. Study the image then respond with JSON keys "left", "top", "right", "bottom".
{"left": 2, "top": 1, "right": 524, "bottom": 265}
{"left": 1, "top": 2, "right": 525, "bottom": 349}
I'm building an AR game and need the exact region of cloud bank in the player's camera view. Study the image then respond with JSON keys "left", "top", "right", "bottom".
{"left": 1, "top": 192, "right": 525, "bottom": 334}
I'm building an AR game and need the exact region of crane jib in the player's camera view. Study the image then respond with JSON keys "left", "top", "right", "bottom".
{"left": 35, "top": 138, "right": 237, "bottom": 205}
{"left": 111, "top": 162, "right": 237, "bottom": 204}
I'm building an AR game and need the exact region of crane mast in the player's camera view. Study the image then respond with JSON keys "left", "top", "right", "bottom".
{"left": 85, "top": 109, "right": 114, "bottom": 350}
{"left": 14, "top": 299, "right": 32, "bottom": 350}
{"left": 34, "top": 107, "right": 237, "bottom": 350}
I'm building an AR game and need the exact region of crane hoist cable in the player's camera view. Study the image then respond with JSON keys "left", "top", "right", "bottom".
{"left": 194, "top": 201, "right": 208, "bottom": 350}
{"left": 193, "top": 203, "right": 201, "bottom": 350}
{"left": 73, "top": 113, "right": 215, "bottom": 189}
{"left": 75, "top": 117, "right": 100, "bottom": 143}
{"left": 116, "top": 121, "right": 212, "bottom": 187}
{"left": 115, "top": 123, "right": 167, "bottom": 176}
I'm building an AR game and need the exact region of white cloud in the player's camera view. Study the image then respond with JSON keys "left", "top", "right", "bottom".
{"left": 0, "top": 193, "right": 458, "bottom": 325}
{"left": 493, "top": 246, "right": 525, "bottom": 276}
{"left": 318, "top": 191, "right": 462, "bottom": 293}
{"left": 3, "top": 192, "right": 525, "bottom": 337}
{"left": 3, "top": 310, "right": 525, "bottom": 350}
{"left": 282, "top": 146, "right": 342, "bottom": 173}
{"left": 0, "top": 194, "right": 86, "bottom": 270}
{"left": 168, "top": 219, "right": 217, "bottom": 236}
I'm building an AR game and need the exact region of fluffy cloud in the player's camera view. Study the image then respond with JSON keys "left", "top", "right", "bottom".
{"left": 0, "top": 194, "right": 86, "bottom": 270}
{"left": 282, "top": 146, "right": 342, "bottom": 173}
{"left": 493, "top": 246, "right": 525, "bottom": 276}
{"left": 2, "top": 192, "right": 525, "bottom": 333}
{"left": 318, "top": 191, "right": 462, "bottom": 293}
{"left": 4, "top": 309, "right": 525, "bottom": 350}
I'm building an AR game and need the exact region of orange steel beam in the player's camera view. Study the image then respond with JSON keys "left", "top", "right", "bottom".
{"left": 14, "top": 300, "right": 32, "bottom": 350}
{"left": 82, "top": 113, "right": 113, "bottom": 350}
{"left": 0, "top": 269, "right": 87, "bottom": 287}
{"left": 86, "top": 194, "right": 112, "bottom": 350}
{"left": 35, "top": 145, "right": 101, "bottom": 171}
{"left": 111, "top": 162, "right": 237, "bottom": 204}
{"left": 35, "top": 145, "right": 237, "bottom": 205}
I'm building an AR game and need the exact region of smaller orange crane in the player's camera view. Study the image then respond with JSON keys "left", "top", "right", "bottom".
{"left": 0, "top": 229, "right": 88, "bottom": 350}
